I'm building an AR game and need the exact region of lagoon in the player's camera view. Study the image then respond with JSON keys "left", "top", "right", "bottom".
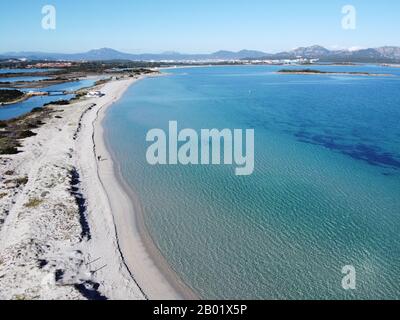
{"left": 0, "top": 76, "right": 50, "bottom": 83}
{"left": 0, "top": 68, "right": 57, "bottom": 74}
{"left": 0, "top": 78, "right": 97, "bottom": 120}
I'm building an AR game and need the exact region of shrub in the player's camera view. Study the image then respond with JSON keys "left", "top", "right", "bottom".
{"left": 24, "top": 198, "right": 44, "bottom": 208}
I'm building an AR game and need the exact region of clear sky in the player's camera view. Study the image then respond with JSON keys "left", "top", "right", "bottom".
{"left": 1, "top": 0, "right": 399, "bottom": 53}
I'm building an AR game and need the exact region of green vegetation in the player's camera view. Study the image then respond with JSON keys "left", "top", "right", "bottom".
{"left": 0, "top": 107, "right": 52, "bottom": 155}
{"left": 30, "top": 107, "right": 44, "bottom": 113}
{"left": 62, "top": 61, "right": 161, "bottom": 74}
{"left": 43, "top": 100, "right": 70, "bottom": 106}
{"left": 0, "top": 62, "right": 159, "bottom": 91}
{"left": 95, "top": 78, "right": 111, "bottom": 86}
{"left": 279, "top": 69, "right": 328, "bottom": 73}
{"left": 0, "top": 89, "right": 25, "bottom": 103}
{"left": 0, "top": 138, "right": 20, "bottom": 154}
{"left": 279, "top": 69, "right": 371, "bottom": 75}
{"left": 18, "top": 130, "right": 37, "bottom": 138}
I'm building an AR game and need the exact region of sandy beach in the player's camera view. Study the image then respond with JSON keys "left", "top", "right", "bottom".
{"left": 0, "top": 76, "right": 195, "bottom": 300}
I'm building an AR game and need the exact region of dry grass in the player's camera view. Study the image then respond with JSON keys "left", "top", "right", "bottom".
{"left": 14, "top": 176, "right": 29, "bottom": 186}
{"left": 24, "top": 198, "right": 44, "bottom": 208}
{"left": 5, "top": 176, "right": 28, "bottom": 187}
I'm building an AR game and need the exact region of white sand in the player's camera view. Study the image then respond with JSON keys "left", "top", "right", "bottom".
{"left": 0, "top": 76, "right": 195, "bottom": 300}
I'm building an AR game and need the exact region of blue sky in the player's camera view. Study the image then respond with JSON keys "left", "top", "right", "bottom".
{"left": 1, "top": 0, "right": 399, "bottom": 53}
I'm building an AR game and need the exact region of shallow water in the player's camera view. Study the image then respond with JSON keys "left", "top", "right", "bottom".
{"left": 0, "top": 79, "right": 96, "bottom": 120}
{"left": 0, "top": 76, "right": 49, "bottom": 83}
{"left": 0, "top": 94, "right": 75, "bottom": 120}
{"left": 105, "top": 65, "right": 400, "bottom": 299}
{"left": 0, "top": 68, "right": 58, "bottom": 74}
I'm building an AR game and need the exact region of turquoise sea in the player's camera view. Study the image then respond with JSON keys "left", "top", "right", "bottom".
{"left": 104, "top": 65, "right": 400, "bottom": 299}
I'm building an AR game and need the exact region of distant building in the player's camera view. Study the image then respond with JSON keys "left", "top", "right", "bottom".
{"left": 86, "top": 91, "right": 104, "bottom": 98}
{"left": 27, "top": 62, "right": 73, "bottom": 69}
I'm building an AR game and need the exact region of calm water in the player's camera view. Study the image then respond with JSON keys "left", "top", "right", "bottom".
{"left": 105, "top": 65, "right": 400, "bottom": 299}
{"left": 0, "top": 94, "right": 75, "bottom": 120}
{"left": 0, "top": 76, "right": 49, "bottom": 83}
{"left": 0, "top": 68, "right": 57, "bottom": 74}
{"left": 0, "top": 79, "right": 96, "bottom": 120}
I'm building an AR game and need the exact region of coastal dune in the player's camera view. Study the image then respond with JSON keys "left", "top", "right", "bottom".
{"left": 0, "top": 77, "right": 193, "bottom": 300}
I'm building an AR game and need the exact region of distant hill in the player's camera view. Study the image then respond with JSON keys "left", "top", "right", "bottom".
{"left": 259, "top": 45, "right": 400, "bottom": 63}
{"left": 273, "top": 45, "right": 331, "bottom": 59}
{"left": 0, "top": 48, "right": 270, "bottom": 62}
{"left": 210, "top": 50, "right": 267, "bottom": 60}
{"left": 1, "top": 46, "right": 400, "bottom": 63}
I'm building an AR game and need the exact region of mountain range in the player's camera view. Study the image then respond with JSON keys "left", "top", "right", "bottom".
{"left": 1, "top": 45, "right": 400, "bottom": 63}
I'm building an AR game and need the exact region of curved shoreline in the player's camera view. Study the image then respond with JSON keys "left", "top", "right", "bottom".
{"left": 93, "top": 76, "right": 198, "bottom": 300}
